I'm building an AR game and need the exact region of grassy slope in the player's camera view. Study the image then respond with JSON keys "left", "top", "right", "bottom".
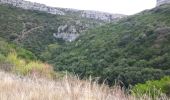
{"left": 0, "top": 71, "right": 168, "bottom": 100}
{"left": 48, "top": 4, "right": 170, "bottom": 86}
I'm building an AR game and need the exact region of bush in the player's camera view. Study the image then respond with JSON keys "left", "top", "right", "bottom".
{"left": 6, "top": 52, "right": 25, "bottom": 73}
{"left": 0, "top": 53, "right": 5, "bottom": 62}
{"left": 5, "top": 52, "right": 55, "bottom": 78}
{"left": 132, "top": 76, "right": 170, "bottom": 97}
{"left": 162, "top": 82, "right": 170, "bottom": 96}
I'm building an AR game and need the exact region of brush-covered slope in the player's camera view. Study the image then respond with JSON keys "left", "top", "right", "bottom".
{"left": 0, "top": 4, "right": 108, "bottom": 57}
{"left": 0, "top": 37, "right": 36, "bottom": 61}
{"left": 48, "top": 4, "right": 170, "bottom": 86}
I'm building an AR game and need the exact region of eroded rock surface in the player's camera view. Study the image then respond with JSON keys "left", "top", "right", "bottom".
{"left": 0, "top": 0, "right": 125, "bottom": 21}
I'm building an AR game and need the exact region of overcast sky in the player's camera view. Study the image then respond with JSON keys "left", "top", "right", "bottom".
{"left": 27, "top": 0, "right": 157, "bottom": 15}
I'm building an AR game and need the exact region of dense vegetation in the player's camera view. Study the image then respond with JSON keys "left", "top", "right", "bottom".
{"left": 0, "top": 38, "right": 56, "bottom": 78}
{"left": 0, "top": 3, "right": 170, "bottom": 89}
{"left": 0, "top": 37, "right": 36, "bottom": 61}
{"left": 45, "top": 4, "right": 170, "bottom": 86}
{"left": 0, "top": 4, "right": 104, "bottom": 57}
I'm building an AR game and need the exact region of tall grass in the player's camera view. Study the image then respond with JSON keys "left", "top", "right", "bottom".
{"left": 0, "top": 71, "right": 169, "bottom": 100}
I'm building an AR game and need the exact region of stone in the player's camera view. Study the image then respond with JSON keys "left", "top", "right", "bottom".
{"left": 81, "top": 10, "right": 124, "bottom": 22}
{"left": 53, "top": 33, "right": 79, "bottom": 42}
{"left": 54, "top": 24, "right": 80, "bottom": 42}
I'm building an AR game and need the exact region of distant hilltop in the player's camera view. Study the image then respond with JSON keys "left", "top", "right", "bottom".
{"left": 0, "top": 0, "right": 65, "bottom": 15}
{"left": 157, "top": 0, "right": 170, "bottom": 6}
{"left": 0, "top": 0, "right": 125, "bottom": 22}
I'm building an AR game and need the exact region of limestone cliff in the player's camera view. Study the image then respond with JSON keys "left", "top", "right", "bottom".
{"left": 0, "top": 0, "right": 125, "bottom": 22}
{"left": 0, "top": 0, "right": 65, "bottom": 15}
{"left": 81, "top": 11, "right": 124, "bottom": 22}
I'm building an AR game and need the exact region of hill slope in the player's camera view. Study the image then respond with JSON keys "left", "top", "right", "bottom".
{"left": 0, "top": 1, "right": 170, "bottom": 87}
{"left": 0, "top": 4, "right": 109, "bottom": 57}
{"left": 47, "top": 4, "right": 170, "bottom": 86}
{"left": 0, "top": 0, "right": 124, "bottom": 21}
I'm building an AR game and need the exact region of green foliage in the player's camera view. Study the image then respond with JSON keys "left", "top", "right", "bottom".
{"left": 47, "top": 4, "right": 170, "bottom": 86}
{"left": 0, "top": 38, "right": 36, "bottom": 60}
{"left": 0, "top": 53, "right": 5, "bottom": 62}
{"left": 0, "top": 38, "right": 60, "bottom": 78}
{"left": 6, "top": 52, "right": 25, "bottom": 73}
{"left": 6, "top": 52, "right": 55, "bottom": 78}
{"left": 1, "top": 3, "right": 170, "bottom": 87}
{"left": 132, "top": 76, "right": 170, "bottom": 97}
{"left": 40, "top": 43, "right": 61, "bottom": 61}
{"left": 0, "top": 4, "right": 103, "bottom": 57}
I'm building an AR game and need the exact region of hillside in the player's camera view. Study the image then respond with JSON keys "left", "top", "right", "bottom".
{"left": 0, "top": 0, "right": 124, "bottom": 22}
{"left": 46, "top": 4, "right": 170, "bottom": 86}
{"left": 0, "top": 0, "right": 170, "bottom": 88}
{"left": 0, "top": 3, "right": 111, "bottom": 57}
{"left": 1, "top": 0, "right": 170, "bottom": 99}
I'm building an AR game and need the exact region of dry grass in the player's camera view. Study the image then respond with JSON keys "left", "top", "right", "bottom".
{"left": 0, "top": 71, "right": 169, "bottom": 100}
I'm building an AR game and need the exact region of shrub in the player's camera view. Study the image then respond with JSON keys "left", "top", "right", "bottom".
{"left": 0, "top": 53, "right": 12, "bottom": 71}
{"left": 132, "top": 76, "right": 170, "bottom": 97}
{"left": 0, "top": 53, "right": 5, "bottom": 62}
{"left": 5, "top": 52, "right": 55, "bottom": 78}
{"left": 6, "top": 52, "right": 25, "bottom": 73}
{"left": 162, "top": 81, "right": 170, "bottom": 96}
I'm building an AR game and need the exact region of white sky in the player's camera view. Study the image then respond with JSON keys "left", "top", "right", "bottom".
{"left": 27, "top": 0, "right": 157, "bottom": 15}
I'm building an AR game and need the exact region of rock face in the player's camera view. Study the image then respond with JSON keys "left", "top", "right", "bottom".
{"left": 81, "top": 11, "right": 124, "bottom": 22}
{"left": 0, "top": 0, "right": 65, "bottom": 15}
{"left": 53, "top": 33, "right": 79, "bottom": 42}
{"left": 157, "top": 0, "right": 170, "bottom": 6}
{"left": 53, "top": 24, "right": 80, "bottom": 42}
{"left": 0, "top": 0, "right": 125, "bottom": 22}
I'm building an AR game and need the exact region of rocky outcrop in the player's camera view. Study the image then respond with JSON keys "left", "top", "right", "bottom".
{"left": 53, "top": 24, "right": 80, "bottom": 42}
{"left": 81, "top": 11, "right": 124, "bottom": 22}
{"left": 53, "top": 33, "right": 79, "bottom": 42}
{"left": 157, "top": 0, "right": 170, "bottom": 6}
{"left": 0, "top": 0, "right": 65, "bottom": 15}
{"left": 0, "top": 0, "right": 125, "bottom": 22}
